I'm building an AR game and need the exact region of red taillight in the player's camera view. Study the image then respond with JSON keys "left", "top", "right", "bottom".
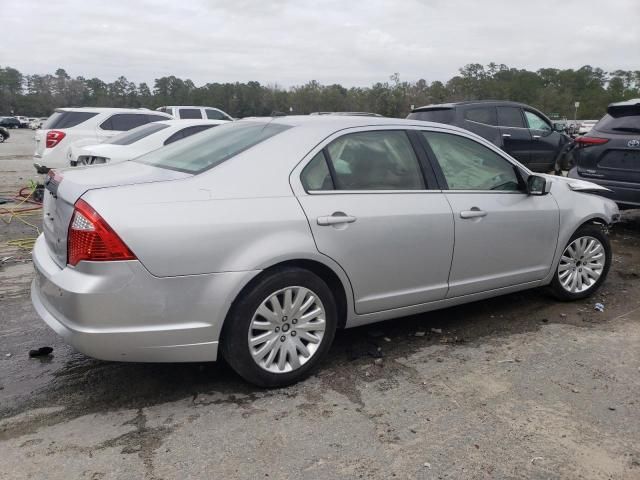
{"left": 574, "top": 136, "right": 609, "bottom": 147}
{"left": 46, "top": 130, "right": 66, "bottom": 148}
{"left": 67, "top": 199, "right": 135, "bottom": 266}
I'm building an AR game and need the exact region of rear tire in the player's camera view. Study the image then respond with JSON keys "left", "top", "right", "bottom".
{"left": 221, "top": 267, "right": 337, "bottom": 387}
{"left": 549, "top": 225, "right": 611, "bottom": 301}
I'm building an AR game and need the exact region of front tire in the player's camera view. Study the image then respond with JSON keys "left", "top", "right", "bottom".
{"left": 221, "top": 267, "right": 337, "bottom": 387}
{"left": 549, "top": 225, "right": 611, "bottom": 301}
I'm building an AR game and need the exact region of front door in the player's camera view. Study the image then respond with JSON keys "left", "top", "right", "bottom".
{"left": 420, "top": 130, "right": 559, "bottom": 297}
{"left": 497, "top": 106, "right": 531, "bottom": 166}
{"left": 295, "top": 129, "right": 455, "bottom": 314}
{"left": 524, "top": 110, "right": 559, "bottom": 172}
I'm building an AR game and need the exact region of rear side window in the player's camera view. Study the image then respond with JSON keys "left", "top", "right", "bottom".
{"left": 101, "top": 113, "right": 153, "bottom": 131}
{"left": 464, "top": 107, "right": 496, "bottom": 125}
{"left": 107, "top": 123, "right": 169, "bottom": 145}
{"left": 407, "top": 108, "right": 454, "bottom": 124}
{"left": 595, "top": 114, "right": 640, "bottom": 134}
{"left": 135, "top": 122, "right": 291, "bottom": 174}
{"left": 43, "top": 111, "right": 98, "bottom": 129}
{"left": 179, "top": 108, "right": 202, "bottom": 119}
{"left": 497, "top": 107, "right": 525, "bottom": 128}
{"left": 324, "top": 131, "right": 425, "bottom": 190}
{"left": 301, "top": 151, "right": 334, "bottom": 191}
{"left": 163, "top": 124, "right": 216, "bottom": 145}
{"left": 206, "top": 109, "right": 227, "bottom": 120}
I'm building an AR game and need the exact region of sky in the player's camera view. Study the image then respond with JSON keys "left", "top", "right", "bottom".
{"left": 4, "top": 0, "right": 640, "bottom": 87}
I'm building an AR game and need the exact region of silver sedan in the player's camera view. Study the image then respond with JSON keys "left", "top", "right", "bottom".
{"left": 32, "top": 116, "right": 620, "bottom": 386}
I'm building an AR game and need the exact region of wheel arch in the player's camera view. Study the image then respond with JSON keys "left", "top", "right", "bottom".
{"left": 220, "top": 257, "right": 353, "bottom": 347}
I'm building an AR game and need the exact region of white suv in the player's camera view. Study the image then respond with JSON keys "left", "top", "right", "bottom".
{"left": 156, "top": 106, "right": 233, "bottom": 121}
{"left": 33, "top": 108, "right": 172, "bottom": 172}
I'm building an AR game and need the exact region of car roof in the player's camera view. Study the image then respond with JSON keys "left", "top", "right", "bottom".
{"left": 237, "top": 115, "right": 476, "bottom": 136}
{"left": 412, "top": 100, "right": 531, "bottom": 111}
{"left": 54, "top": 107, "right": 171, "bottom": 115}
{"left": 155, "top": 119, "right": 227, "bottom": 127}
{"left": 159, "top": 106, "right": 224, "bottom": 110}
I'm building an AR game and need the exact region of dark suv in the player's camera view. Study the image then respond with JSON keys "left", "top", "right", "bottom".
{"left": 568, "top": 99, "right": 640, "bottom": 209}
{"left": 407, "top": 101, "right": 569, "bottom": 172}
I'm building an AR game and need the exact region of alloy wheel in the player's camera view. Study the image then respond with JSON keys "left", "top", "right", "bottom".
{"left": 248, "top": 286, "right": 326, "bottom": 373}
{"left": 557, "top": 236, "right": 606, "bottom": 293}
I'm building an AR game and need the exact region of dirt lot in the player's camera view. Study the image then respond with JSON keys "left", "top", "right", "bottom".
{"left": 1, "top": 128, "right": 640, "bottom": 479}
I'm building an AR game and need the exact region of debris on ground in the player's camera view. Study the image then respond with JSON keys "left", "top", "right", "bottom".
{"left": 423, "top": 462, "right": 431, "bottom": 469}
{"left": 347, "top": 338, "right": 383, "bottom": 360}
{"left": 608, "top": 406, "right": 617, "bottom": 411}
{"left": 531, "top": 457, "right": 544, "bottom": 465}
{"left": 374, "top": 358, "right": 384, "bottom": 367}
{"left": 560, "top": 313, "right": 567, "bottom": 318}
{"left": 28, "top": 346, "right": 53, "bottom": 357}
{"left": 571, "top": 388, "right": 580, "bottom": 393}
{"left": 594, "top": 302, "right": 605, "bottom": 312}
{"left": 383, "top": 337, "right": 391, "bottom": 342}
{"left": 4, "top": 353, "right": 11, "bottom": 358}
{"left": 414, "top": 330, "right": 426, "bottom": 337}
{"left": 430, "top": 328, "right": 442, "bottom": 334}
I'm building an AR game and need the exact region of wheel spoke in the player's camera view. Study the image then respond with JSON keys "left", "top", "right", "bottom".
{"left": 248, "top": 286, "right": 327, "bottom": 374}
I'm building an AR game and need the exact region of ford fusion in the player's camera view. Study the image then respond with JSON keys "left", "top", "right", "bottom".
{"left": 32, "top": 116, "right": 619, "bottom": 387}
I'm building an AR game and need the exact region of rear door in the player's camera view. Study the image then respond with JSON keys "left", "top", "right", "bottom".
{"left": 461, "top": 106, "right": 501, "bottom": 145}
{"left": 294, "top": 128, "right": 455, "bottom": 314}
{"left": 497, "top": 106, "right": 531, "bottom": 165}
{"left": 419, "top": 130, "right": 559, "bottom": 297}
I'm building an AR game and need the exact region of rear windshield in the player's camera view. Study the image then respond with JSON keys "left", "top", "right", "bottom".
{"left": 134, "top": 121, "right": 291, "bottom": 174}
{"left": 595, "top": 114, "right": 640, "bottom": 134}
{"left": 407, "top": 108, "right": 454, "bottom": 124}
{"left": 107, "top": 123, "right": 170, "bottom": 145}
{"left": 43, "top": 111, "right": 98, "bottom": 129}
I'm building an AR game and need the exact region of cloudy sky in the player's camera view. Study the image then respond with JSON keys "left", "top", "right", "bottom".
{"left": 4, "top": 0, "right": 639, "bottom": 86}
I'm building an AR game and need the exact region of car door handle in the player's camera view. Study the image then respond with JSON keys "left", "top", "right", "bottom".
{"left": 502, "top": 133, "right": 511, "bottom": 138}
{"left": 460, "top": 209, "right": 487, "bottom": 219}
{"left": 317, "top": 213, "right": 357, "bottom": 226}
{"left": 532, "top": 135, "right": 541, "bottom": 139}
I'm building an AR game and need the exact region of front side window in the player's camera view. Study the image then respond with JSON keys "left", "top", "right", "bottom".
{"left": 206, "top": 109, "right": 226, "bottom": 120}
{"left": 497, "top": 107, "right": 525, "bottom": 128}
{"left": 325, "top": 131, "right": 424, "bottom": 190}
{"left": 423, "top": 131, "right": 522, "bottom": 191}
{"left": 108, "top": 122, "right": 169, "bottom": 145}
{"left": 179, "top": 108, "right": 202, "bottom": 119}
{"left": 135, "top": 121, "right": 291, "bottom": 174}
{"left": 524, "top": 111, "right": 551, "bottom": 131}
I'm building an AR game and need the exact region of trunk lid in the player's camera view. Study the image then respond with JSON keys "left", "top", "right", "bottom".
{"left": 43, "top": 161, "right": 191, "bottom": 267}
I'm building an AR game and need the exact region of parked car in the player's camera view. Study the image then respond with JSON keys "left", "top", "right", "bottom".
{"left": 310, "top": 112, "right": 383, "bottom": 117}
{"left": 569, "top": 99, "right": 640, "bottom": 208}
{"left": 29, "top": 118, "right": 44, "bottom": 130}
{"left": 0, "top": 126, "right": 9, "bottom": 143}
{"left": 156, "top": 106, "right": 233, "bottom": 121}
{"left": 0, "top": 116, "right": 21, "bottom": 129}
{"left": 33, "top": 108, "right": 172, "bottom": 173}
{"left": 32, "top": 116, "right": 619, "bottom": 387}
{"left": 408, "top": 101, "right": 570, "bottom": 172}
{"left": 578, "top": 120, "right": 599, "bottom": 135}
{"left": 17, "top": 116, "right": 30, "bottom": 128}
{"left": 67, "top": 119, "right": 225, "bottom": 166}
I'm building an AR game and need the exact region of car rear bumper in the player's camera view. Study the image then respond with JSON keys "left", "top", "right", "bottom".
{"left": 31, "top": 234, "right": 259, "bottom": 362}
{"left": 568, "top": 169, "right": 640, "bottom": 208}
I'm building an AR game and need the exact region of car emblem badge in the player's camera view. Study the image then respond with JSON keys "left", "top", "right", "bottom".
{"left": 628, "top": 139, "right": 640, "bottom": 148}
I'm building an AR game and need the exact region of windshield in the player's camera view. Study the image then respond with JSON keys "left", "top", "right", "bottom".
{"left": 595, "top": 114, "right": 640, "bottom": 134}
{"left": 134, "top": 121, "right": 291, "bottom": 174}
{"left": 407, "top": 108, "right": 455, "bottom": 124}
{"left": 107, "top": 122, "right": 170, "bottom": 145}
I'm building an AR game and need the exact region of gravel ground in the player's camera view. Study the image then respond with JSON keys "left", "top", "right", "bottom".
{"left": 1, "top": 129, "right": 640, "bottom": 479}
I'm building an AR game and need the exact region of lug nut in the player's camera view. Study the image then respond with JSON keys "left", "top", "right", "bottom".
{"left": 292, "top": 319, "right": 298, "bottom": 324}
{"left": 275, "top": 327, "right": 280, "bottom": 332}
{"left": 280, "top": 336, "right": 286, "bottom": 342}
{"left": 282, "top": 316, "right": 288, "bottom": 322}
{"left": 291, "top": 331, "right": 297, "bottom": 336}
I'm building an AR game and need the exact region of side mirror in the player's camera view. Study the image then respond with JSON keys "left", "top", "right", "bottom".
{"left": 553, "top": 122, "right": 566, "bottom": 132}
{"left": 527, "top": 175, "right": 550, "bottom": 195}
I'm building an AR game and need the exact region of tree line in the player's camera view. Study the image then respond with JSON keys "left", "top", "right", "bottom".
{"left": 1, "top": 63, "right": 638, "bottom": 120}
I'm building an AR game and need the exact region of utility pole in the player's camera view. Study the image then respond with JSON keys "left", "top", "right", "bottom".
{"left": 574, "top": 101, "right": 580, "bottom": 128}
